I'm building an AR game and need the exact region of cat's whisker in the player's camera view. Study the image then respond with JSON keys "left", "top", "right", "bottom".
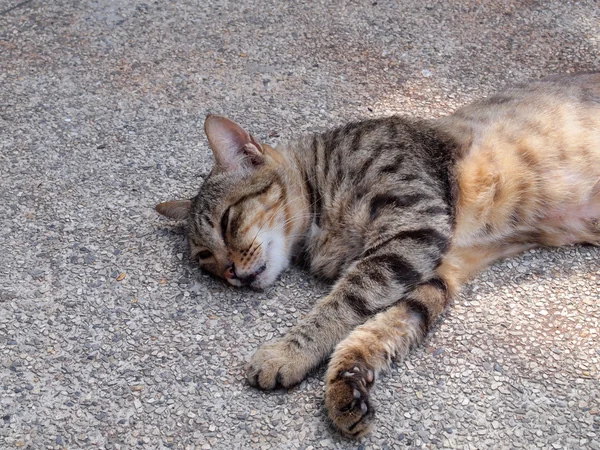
{"left": 255, "top": 211, "right": 313, "bottom": 239}
{"left": 249, "top": 190, "right": 311, "bottom": 245}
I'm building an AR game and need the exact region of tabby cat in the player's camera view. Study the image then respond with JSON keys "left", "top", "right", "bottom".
{"left": 156, "top": 73, "right": 600, "bottom": 437}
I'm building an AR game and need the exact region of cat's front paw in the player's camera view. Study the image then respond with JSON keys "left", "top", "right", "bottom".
{"left": 246, "top": 340, "right": 313, "bottom": 390}
{"left": 325, "top": 363, "right": 375, "bottom": 437}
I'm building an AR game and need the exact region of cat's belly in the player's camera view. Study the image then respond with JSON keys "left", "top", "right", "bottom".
{"left": 536, "top": 177, "right": 600, "bottom": 245}
{"left": 451, "top": 95, "right": 600, "bottom": 248}
{"left": 454, "top": 162, "right": 600, "bottom": 248}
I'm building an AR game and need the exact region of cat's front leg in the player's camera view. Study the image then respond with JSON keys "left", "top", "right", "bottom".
{"left": 325, "top": 280, "right": 448, "bottom": 437}
{"left": 246, "top": 243, "right": 439, "bottom": 390}
{"left": 245, "top": 293, "right": 356, "bottom": 389}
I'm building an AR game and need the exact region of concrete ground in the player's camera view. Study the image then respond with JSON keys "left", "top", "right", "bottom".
{"left": 1, "top": 0, "right": 599, "bottom": 448}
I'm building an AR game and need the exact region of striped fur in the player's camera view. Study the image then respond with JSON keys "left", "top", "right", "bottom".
{"left": 156, "top": 72, "right": 600, "bottom": 437}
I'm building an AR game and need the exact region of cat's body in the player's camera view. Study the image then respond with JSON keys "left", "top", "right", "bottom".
{"left": 157, "top": 72, "right": 600, "bottom": 437}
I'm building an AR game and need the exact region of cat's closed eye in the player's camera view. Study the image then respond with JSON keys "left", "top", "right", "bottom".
{"left": 197, "top": 250, "right": 213, "bottom": 260}
{"left": 220, "top": 207, "right": 231, "bottom": 241}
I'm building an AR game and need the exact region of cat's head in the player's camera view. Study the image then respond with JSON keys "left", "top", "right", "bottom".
{"left": 156, "top": 115, "right": 306, "bottom": 289}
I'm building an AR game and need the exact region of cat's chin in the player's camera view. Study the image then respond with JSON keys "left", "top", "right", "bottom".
{"left": 226, "top": 278, "right": 244, "bottom": 288}
{"left": 249, "top": 267, "right": 280, "bottom": 289}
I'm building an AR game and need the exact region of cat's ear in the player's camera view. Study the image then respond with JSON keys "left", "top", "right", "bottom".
{"left": 204, "top": 114, "right": 265, "bottom": 173}
{"left": 155, "top": 200, "right": 192, "bottom": 220}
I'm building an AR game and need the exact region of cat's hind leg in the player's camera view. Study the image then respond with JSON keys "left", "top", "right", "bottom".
{"left": 325, "top": 280, "right": 448, "bottom": 437}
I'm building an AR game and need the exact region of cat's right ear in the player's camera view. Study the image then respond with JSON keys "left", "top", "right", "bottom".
{"left": 155, "top": 200, "right": 192, "bottom": 220}
{"left": 204, "top": 114, "right": 265, "bottom": 173}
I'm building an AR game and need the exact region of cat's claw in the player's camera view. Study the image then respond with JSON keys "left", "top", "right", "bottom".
{"left": 326, "top": 363, "right": 376, "bottom": 437}
{"left": 246, "top": 340, "right": 313, "bottom": 390}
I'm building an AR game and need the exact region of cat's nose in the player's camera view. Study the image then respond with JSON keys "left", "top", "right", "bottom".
{"left": 225, "top": 263, "right": 237, "bottom": 279}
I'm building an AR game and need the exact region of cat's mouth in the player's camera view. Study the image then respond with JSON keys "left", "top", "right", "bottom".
{"left": 227, "top": 263, "right": 267, "bottom": 288}
{"left": 240, "top": 263, "right": 267, "bottom": 287}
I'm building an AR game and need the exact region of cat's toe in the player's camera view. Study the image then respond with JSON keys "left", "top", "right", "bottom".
{"left": 325, "top": 364, "right": 376, "bottom": 437}
{"left": 245, "top": 341, "right": 311, "bottom": 390}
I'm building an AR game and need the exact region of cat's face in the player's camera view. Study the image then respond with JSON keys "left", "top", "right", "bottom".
{"left": 156, "top": 115, "right": 301, "bottom": 289}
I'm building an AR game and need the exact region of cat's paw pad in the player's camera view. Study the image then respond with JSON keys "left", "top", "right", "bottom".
{"left": 325, "top": 364, "right": 375, "bottom": 437}
{"left": 245, "top": 341, "right": 311, "bottom": 390}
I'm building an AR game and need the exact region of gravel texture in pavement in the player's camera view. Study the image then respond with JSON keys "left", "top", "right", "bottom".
{"left": 1, "top": 1, "right": 599, "bottom": 449}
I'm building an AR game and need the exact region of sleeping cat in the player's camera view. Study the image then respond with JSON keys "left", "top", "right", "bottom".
{"left": 156, "top": 72, "right": 600, "bottom": 437}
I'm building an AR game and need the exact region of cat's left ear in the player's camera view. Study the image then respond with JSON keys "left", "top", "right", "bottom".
{"left": 155, "top": 200, "right": 192, "bottom": 220}
{"left": 204, "top": 114, "right": 265, "bottom": 173}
